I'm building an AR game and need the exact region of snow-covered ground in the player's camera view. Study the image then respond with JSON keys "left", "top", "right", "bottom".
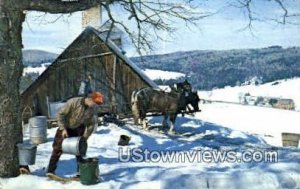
{"left": 23, "top": 63, "right": 51, "bottom": 76}
{"left": 1, "top": 103, "right": 300, "bottom": 188}
{"left": 1, "top": 78, "right": 300, "bottom": 188}
{"left": 200, "top": 78, "right": 300, "bottom": 111}
{"left": 143, "top": 69, "right": 185, "bottom": 80}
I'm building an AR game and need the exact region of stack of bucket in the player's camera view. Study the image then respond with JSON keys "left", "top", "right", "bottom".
{"left": 18, "top": 116, "right": 48, "bottom": 167}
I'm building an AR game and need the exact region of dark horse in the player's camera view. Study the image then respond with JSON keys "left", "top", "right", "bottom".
{"left": 175, "top": 79, "right": 192, "bottom": 93}
{"left": 131, "top": 87, "right": 199, "bottom": 133}
{"left": 173, "top": 79, "right": 200, "bottom": 114}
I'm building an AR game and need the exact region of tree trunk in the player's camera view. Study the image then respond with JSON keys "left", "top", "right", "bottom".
{"left": 0, "top": 1, "right": 25, "bottom": 177}
{"left": 0, "top": 0, "right": 106, "bottom": 177}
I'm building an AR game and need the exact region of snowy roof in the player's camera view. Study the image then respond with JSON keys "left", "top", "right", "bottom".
{"left": 22, "top": 26, "right": 159, "bottom": 97}
{"left": 92, "top": 21, "right": 124, "bottom": 41}
{"left": 87, "top": 26, "right": 159, "bottom": 89}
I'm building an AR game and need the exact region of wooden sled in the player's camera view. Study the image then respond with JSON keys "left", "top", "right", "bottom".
{"left": 46, "top": 173, "right": 79, "bottom": 183}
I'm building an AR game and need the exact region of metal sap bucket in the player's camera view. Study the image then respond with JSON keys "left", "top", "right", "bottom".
{"left": 29, "top": 116, "right": 47, "bottom": 144}
{"left": 17, "top": 143, "right": 37, "bottom": 165}
{"left": 118, "top": 135, "right": 131, "bottom": 146}
{"left": 62, "top": 137, "right": 87, "bottom": 156}
{"left": 282, "top": 133, "right": 300, "bottom": 147}
{"left": 79, "top": 157, "right": 100, "bottom": 185}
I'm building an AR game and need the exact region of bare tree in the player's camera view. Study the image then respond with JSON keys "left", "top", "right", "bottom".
{"left": 0, "top": 0, "right": 298, "bottom": 177}
{"left": 0, "top": 0, "right": 208, "bottom": 177}
{"left": 100, "top": 1, "right": 210, "bottom": 53}
{"left": 230, "top": 0, "right": 300, "bottom": 31}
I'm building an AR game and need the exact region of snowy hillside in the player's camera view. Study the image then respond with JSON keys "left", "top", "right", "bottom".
{"left": 200, "top": 77, "right": 300, "bottom": 111}
{"left": 142, "top": 69, "right": 185, "bottom": 80}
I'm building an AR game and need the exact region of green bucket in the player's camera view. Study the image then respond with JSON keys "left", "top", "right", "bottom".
{"left": 79, "top": 157, "right": 100, "bottom": 185}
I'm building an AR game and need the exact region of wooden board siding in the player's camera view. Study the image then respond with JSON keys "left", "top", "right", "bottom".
{"left": 21, "top": 28, "right": 154, "bottom": 121}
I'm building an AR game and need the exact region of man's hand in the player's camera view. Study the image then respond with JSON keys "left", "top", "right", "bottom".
{"left": 62, "top": 129, "right": 69, "bottom": 138}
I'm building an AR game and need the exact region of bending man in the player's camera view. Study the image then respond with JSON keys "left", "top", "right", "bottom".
{"left": 46, "top": 91, "right": 104, "bottom": 177}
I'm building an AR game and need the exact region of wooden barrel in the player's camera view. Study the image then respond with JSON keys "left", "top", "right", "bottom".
{"left": 281, "top": 133, "right": 300, "bottom": 147}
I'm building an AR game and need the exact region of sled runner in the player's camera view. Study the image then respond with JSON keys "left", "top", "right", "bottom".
{"left": 46, "top": 173, "right": 79, "bottom": 183}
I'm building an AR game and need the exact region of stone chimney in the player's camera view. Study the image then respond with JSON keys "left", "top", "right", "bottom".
{"left": 82, "top": 6, "right": 124, "bottom": 51}
{"left": 82, "top": 5, "right": 102, "bottom": 29}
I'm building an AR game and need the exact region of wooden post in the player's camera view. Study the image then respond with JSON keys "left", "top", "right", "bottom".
{"left": 112, "top": 55, "right": 117, "bottom": 114}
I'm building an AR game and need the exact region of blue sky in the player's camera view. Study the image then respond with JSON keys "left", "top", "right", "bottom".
{"left": 22, "top": 1, "right": 300, "bottom": 56}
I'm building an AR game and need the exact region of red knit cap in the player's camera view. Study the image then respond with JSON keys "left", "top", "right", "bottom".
{"left": 91, "top": 91, "right": 104, "bottom": 105}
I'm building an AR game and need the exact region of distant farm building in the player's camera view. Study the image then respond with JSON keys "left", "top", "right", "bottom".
{"left": 240, "top": 94, "right": 295, "bottom": 110}
{"left": 21, "top": 27, "right": 158, "bottom": 122}
{"left": 268, "top": 98, "right": 295, "bottom": 110}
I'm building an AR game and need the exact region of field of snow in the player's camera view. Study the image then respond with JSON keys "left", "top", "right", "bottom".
{"left": 1, "top": 101, "right": 300, "bottom": 188}
{"left": 142, "top": 69, "right": 185, "bottom": 80}
{"left": 23, "top": 63, "right": 51, "bottom": 76}
{"left": 1, "top": 77, "right": 300, "bottom": 188}
{"left": 200, "top": 78, "right": 300, "bottom": 111}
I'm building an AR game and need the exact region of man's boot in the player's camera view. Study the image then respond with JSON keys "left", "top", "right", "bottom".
{"left": 19, "top": 165, "right": 30, "bottom": 175}
{"left": 46, "top": 158, "right": 58, "bottom": 175}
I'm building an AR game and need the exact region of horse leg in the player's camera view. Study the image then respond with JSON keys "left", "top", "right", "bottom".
{"left": 138, "top": 118, "right": 142, "bottom": 125}
{"left": 169, "top": 113, "right": 177, "bottom": 134}
{"left": 131, "top": 100, "right": 141, "bottom": 125}
{"left": 133, "top": 116, "right": 139, "bottom": 125}
{"left": 162, "top": 114, "right": 168, "bottom": 128}
{"left": 141, "top": 111, "right": 149, "bottom": 130}
{"left": 142, "top": 118, "right": 149, "bottom": 130}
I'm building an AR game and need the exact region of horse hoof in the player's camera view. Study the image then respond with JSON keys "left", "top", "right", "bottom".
{"left": 168, "top": 130, "right": 176, "bottom": 135}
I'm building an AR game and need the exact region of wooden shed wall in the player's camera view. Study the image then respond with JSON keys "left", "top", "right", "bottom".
{"left": 21, "top": 31, "right": 150, "bottom": 120}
